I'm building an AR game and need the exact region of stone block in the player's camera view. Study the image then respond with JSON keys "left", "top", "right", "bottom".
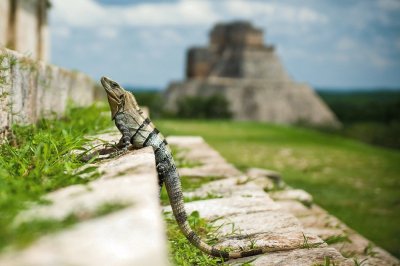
{"left": 0, "top": 0, "right": 9, "bottom": 47}
{"left": 0, "top": 48, "right": 96, "bottom": 133}
{"left": 0, "top": 49, "right": 13, "bottom": 130}
{"left": 164, "top": 196, "right": 280, "bottom": 221}
{"left": 213, "top": 211, "right": 325, "bottom": 252}
{"left": 1, "top": 134, "right": 169, "bottom": 266}
{"left": 183, "top": 177, "right": 268, "bottom": 199}
{"left": 9, "top": 54, "right": 39, "bottom": 124}
{"left": 229, "top": 247, "right": 353, "bottom": 266}
{"left": 167, "top": 135, "right": 242, "bottom": 178}
{"left": 15, "top": 0, "right": 40, "bottom": 60}
{"left": 270, "top": 189, "right": 313, "bottom": 206}
{"left": 68, "top": 71, "right": 94, "bottom": 106}
{"left": 1, "top": 207, "right": 169, "bottom": 266}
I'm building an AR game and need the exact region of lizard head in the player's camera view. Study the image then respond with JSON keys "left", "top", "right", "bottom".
{"left": 101, "top": 76, "right": 141, "bottom": 120}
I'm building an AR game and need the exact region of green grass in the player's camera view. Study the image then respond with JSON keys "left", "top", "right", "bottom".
{"left": 155, "top": 119, "right": 400, "bottom": 258}
{"left": 164, "top": 211, "right": 222, "bottom": 265}
{"left": 0, "top": 103, "right": 113, "bottom": 251}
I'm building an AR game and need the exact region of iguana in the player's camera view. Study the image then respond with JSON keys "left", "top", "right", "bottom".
{"left": 101, "top": 76, "right": 264, "bottom": 259}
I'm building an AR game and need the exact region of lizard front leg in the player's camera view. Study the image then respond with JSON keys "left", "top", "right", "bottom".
{"left": 110, "top": 117, "right": 132, "bottom": 157}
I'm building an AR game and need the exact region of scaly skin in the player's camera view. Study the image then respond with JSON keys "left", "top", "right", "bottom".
{"left": 101, "top": 76, "right": 264, "bottom": 259}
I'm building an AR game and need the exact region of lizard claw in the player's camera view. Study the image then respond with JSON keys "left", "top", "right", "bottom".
{"left": 108, "top": 146, "right": 129, "bottom": 158}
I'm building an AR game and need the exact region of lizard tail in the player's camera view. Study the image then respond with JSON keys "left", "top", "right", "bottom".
{"left": 164, "top": 172, "right": 264, "bottom": 259}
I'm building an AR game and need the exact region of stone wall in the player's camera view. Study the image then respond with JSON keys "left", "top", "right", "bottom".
{"left": 0, "top": 0, "right": 49, "bottom": 61}
{"left": 210, "top": 21, "right": 264, "bottom": 50}
{"left": 0, "top": 1, "right": 10, "bottom": 47}
{"left": 0, "top": 48, "right": 95, "bottom": 134}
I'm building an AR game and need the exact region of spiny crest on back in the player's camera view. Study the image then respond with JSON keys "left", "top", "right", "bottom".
{"left": 101, "top": 76, "right": 141, "bottom": 119}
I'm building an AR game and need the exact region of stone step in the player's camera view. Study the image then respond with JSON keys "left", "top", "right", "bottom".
{"left": 166, "top": 136, "right": 354, "bottom": 265}
{"left": 168, "top": 135, "right": 399, "bottom": 266}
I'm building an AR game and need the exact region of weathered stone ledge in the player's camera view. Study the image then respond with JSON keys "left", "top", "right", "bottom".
{"left": 166, "top": 136, "right": 399, "bottom": 266}
{"left": 1, "top": 133, "right": 398, "bottom": 265}
{"left": 0, "top": 48, "right": 96, "bottom": 135}
{"left": 0, "top": 131, "right": 170, "bottom": 266}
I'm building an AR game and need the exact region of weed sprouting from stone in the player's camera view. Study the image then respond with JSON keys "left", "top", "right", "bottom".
{"left": 363, "top": 242, "right": 378, "bottom": 257}
{"left": 301, "top": 232, "right": 323, "bottom": 250}
{"left": 312, "top": 256, "right": 338, "bottom": 266}
{"left": 353, "top": 257, "right": 369, "bottom": 266}
{"left": 324, "top": 234, "right": 351, "bottom": 245}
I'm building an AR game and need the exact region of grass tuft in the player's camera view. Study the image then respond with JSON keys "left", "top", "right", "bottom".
{"left": 164, "top": 211, "right": 223, "bottom": 265}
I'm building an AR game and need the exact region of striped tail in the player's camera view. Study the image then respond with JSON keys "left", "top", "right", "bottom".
{"left": 164, "top": 167, "right": 264, "bottom": 259}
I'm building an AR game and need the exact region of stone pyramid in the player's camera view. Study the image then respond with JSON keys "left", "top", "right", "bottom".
{"left": 164, "top": 21, "right": 340, "bottom": 128}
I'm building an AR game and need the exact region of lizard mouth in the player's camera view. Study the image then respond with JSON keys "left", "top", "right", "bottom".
{"left": 101, "top": 76, "right": 113, "bottom": 91}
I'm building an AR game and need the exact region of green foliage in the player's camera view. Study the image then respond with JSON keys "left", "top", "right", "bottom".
{"left": 164, "top": 211, "right": 223, "bottom": 265}
{"left": 318, "top": 90, "right": 400, "bottom": 123}
{"left": 155, "top": 119, "right": 400, "bottom": 258}
{"left": 341, "top": 121, "right": 400, "bottom": 149}
{"left": 177, "top": 94, "right": 232, "bottom": 119}
{"left": 0, "top": 103, "right": 112, "bottom": 252}
{"left": 318, "top": 90, "right": 400, "bottom": 149}
{"left": 323, "top": 234, "right": 351, "bottom": 245}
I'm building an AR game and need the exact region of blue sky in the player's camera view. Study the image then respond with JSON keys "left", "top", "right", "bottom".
{"left": 50, "top": 0, "right": 400, "bottom": 89}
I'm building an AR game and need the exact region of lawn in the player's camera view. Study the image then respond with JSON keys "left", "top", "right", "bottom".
{"left": 155, "top": 119, "right": 400, "bottom": 258}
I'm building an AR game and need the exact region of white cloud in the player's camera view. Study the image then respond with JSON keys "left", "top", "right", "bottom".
{"left": 336, "top": 37, "right": 357, "bottom": 51}
{"left": 334, "top": 37, "right": 392, "bottom": 68}
{"left": 97, "top": 27, "right": 118, "bottom": 39}
{"left": 52, "top": 26, "right": 71, "bottom": 38}
{"left": 51, "top": 0, "right": 106, "bottom": 27}
{"left": 224, "top": 0, "right": 328, "bottom": 24}
{"left": 51, "top": 0, "right": 220, "bottom": 28}
{"left": 368, "top": 53, "right": 391, "bottom": 68}
{"left": 51, "top": 0, "right": 327, "bottom": 30}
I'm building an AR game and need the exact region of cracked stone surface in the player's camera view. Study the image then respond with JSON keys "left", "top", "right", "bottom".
{"left": 229, "top": 248, "right": 353, "bottom": 266}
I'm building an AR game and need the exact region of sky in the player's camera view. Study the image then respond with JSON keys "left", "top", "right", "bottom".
{"left": 50, "top": 0, "right": 400, "bottom": 90}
